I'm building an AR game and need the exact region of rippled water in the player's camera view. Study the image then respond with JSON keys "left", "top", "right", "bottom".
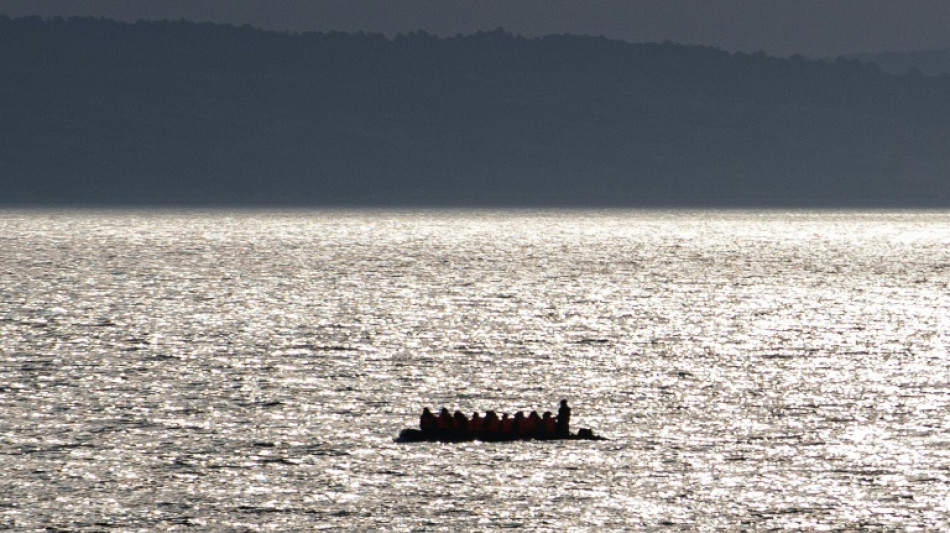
{"left": 2, "top": 209, "right": 950, "bottom": 531}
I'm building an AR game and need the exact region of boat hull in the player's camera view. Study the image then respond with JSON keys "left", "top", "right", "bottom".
{"left": 395, "top": 428, "right": 606, "bottom": 443}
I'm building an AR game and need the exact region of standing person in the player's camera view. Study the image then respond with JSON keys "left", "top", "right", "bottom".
{"left": 556, "top": 399, "right": 571, "bottom": 437}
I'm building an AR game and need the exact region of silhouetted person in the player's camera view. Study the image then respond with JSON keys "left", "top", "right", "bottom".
{"left": 453, "top": 410, "right": 469, "bottom": 432}
{"left": 420, "top": 407, "right": 437, "bottom": 432}
{"left": 513, "top": 411, "right": 527, "bottom": 437}
{"left": 527, "top": 411, "right": 542, "bottom": 437}
{"left": 437, "top": 407, "right": 454, "bottom": 431}
{"left": 484, "top": 410, "right": 501, "bottom": 435}
{"left": 556, "top": 399, "right": 571, "bottom": 437}
{"left": 500, "top": 413, "right": 514, "bottom": 436}
{"left": 469, "top": 412, "right": 484, "bottom": 434}
{"left": 542, "top": 411, "right": 556, "bottom": 437}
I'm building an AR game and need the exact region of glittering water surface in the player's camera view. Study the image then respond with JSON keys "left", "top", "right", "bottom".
{"left": 2, "top": 210, "right": 950, "bottom": 531}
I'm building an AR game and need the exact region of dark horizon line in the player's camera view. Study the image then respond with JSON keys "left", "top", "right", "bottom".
{"left": 4, "top": 200, "right": 950, "bottom": 210}
{"left": 8, "top": 12, "right": 950, "bottom": 60}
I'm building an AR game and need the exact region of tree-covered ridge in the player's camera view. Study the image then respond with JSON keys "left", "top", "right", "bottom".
{"left": 2, "top": 15, "right": 949, "bottom": 206}
{"left": 851, "top": 48, "right": 950, "bottom": 76}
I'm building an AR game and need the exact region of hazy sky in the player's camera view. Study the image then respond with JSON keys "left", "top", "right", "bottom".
{"left": 2, "top": 0, "right": 950, "bottom": 57}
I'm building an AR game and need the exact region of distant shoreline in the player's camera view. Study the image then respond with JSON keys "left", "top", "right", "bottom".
{"left": 3, "top": 16, "right": 949, "bottom": 207}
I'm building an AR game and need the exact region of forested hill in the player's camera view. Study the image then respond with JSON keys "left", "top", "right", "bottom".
{"left": 3, "top": 16, "right": 950, "bottom": 206}
{"left": 852, "top": 48, "right": 950, "bottom": 76}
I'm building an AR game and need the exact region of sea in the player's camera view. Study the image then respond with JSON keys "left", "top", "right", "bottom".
{"left": 1, "top": 209, "right": 949, "bottom": 531}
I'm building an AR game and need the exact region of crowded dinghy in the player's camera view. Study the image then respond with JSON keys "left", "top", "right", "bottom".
{"left": 395, "top": 400, "right": 607, "bottom": 442}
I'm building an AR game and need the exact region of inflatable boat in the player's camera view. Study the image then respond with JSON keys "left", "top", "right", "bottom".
{"left": 395, "top": 427, "right": 607, "bottom": 443}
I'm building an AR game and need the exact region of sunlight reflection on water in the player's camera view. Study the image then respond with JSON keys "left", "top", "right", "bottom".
{"left": 1, "top": 209, "right": 949, "bottom": 530}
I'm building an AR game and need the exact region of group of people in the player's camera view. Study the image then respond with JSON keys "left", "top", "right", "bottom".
{"left": 419, "top": 399, "right": 572, "bottom": 440}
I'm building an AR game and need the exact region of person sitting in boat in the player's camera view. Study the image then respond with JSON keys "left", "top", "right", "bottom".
{"left": 500, "top": 413, "right": 514, "bottom": 436}
{"left": 484, "top": 410, "right": 501, "bottom": 435}
{"left": 556, "top": 399, "right": 571, "bottom": 437}
{"left": 521, "top": 411, "right": 537, "bottom": 435}
{"left": 453, "top": 410, "right": 469, "bottom": 432}
{"left": 420, "top": 407, "right": 437, "bottom": 432}
{"left": 527, "top": 411, "right": 543, "bottom": 437}
{"left": 542, "top": 411, "right": 556, "bottom": 436}
{"left": 437, "top": 407, "right": 454, "bottom": 431}
{"left": 513, "top": 411, "right": 527, "bottom": 437}
{"left": 469, "top": 412, "right": 484, "bottom": 434}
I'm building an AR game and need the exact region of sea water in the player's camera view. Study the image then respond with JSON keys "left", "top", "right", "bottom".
{"left": 1, "top": 209, "right": 949, "bottom": 531}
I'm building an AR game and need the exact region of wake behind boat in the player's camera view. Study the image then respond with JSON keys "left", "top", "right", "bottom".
{"left": 395, "top": 400, "right": 607, "bottom": 443}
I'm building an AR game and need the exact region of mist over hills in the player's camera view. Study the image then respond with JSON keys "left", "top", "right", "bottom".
{"left": 851, "top": 48, "right": 950, "bottom": 77}
{"left": 2, "top": 16, "right": 950, "bottom": 206}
